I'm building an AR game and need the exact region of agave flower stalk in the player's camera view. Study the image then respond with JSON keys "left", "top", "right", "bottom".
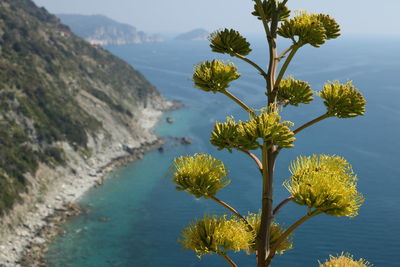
{"left": 170, "top": 1, "right": 369, "bottom": 266}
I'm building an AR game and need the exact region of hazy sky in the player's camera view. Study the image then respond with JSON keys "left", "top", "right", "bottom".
{"left": 33, "top": 0, "right": 400, "bottom": 36}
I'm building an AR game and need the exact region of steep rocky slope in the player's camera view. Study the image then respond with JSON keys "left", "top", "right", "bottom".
{"left": 0, "top": 0, "right": 171, "bottom": 264}
{"left": 57, "top": 14, "right": 164, "bottom": 45}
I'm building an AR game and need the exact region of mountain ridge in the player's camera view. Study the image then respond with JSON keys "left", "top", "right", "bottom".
{"left": 57, "top": 14, "right": 164, "bottom": 45}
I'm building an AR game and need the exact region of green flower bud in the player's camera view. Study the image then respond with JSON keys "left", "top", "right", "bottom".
{"left": 316, "top": 14, "right": 341, "bottom": 40}
{"left": 284, "top": 155, "right": 364, "bottom": 217}
{"left": 209, "top": 29, "right": 252, "bottom": 56}
{"left": 210, "top": 111, "right": 295, "bottom": 152}
{"left": 319, "top": 253, "right": 373, "bottom": 267}
{"left": 278, "top": 76, "right": 314, "bottom": 106}
{"left": 319, "top": 81, "right": 366, "bottom": 118}
{"left": 241, "top": 111, "right": 295, "bottom": 149}
{"left": 180, "top": 215, "right": 255, "bottom": 257}
{"left": 252, "top": 0, "right": 290, "bottom": 22}
{"left": 172, "top": 154, "right": 229, "bottom": 198}
{"left": 210, "top": 117, "right": 259, "bottom": 152}
{"left": 193, "top": 60, "right": 240, "bottom": 93}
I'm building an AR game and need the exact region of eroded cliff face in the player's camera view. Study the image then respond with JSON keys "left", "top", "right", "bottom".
{"left": 0, "top": 0, "right": 171, "bottom": 264}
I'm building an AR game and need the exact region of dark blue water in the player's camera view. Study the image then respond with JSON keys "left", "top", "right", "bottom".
{"left": 45, "top": 36, "right": 400, "bottom": 266}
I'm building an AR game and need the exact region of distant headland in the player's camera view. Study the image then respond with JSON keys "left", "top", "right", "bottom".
{"left": 57, "top": 14, "right": 164, "bottom": 45}
{"left": 175, "top": 28, "right": 210, "bottom": 41}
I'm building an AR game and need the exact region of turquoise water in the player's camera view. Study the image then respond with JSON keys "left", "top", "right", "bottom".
{"left": 45, "top": 36, "right": 400, "bottom": 266}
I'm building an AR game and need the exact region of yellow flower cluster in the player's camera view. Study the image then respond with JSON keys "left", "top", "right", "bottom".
{"left": 180, "top": 212, "right": 295, "bottom": 258}
{"left": 180, "top": 215, "right": 255, "bottom": 257}
{"left": 284, "top": 155, "right": 364, "bottom": 217}
{"left": 319, "top": 253, "right": 373, "bottom": 267}
{"left": 172, "top": 154, "right": 229, "bottom": 198}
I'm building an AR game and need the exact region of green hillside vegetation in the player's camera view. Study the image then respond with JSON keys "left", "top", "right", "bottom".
{"left": 0, "top": 0, "right": 161, "bottom": 214}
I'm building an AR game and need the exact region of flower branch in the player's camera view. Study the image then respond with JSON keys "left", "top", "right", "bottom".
{"left": 221, "top": 89, "right": 255, "bottom": 116}
{"left": 222, "top": 253, "right": 238, "bottom": 267}
{"left": 293, "top": 113, "right": 331, "bottom": 135}
{"left": 273, "top": 196, "right": 294, "bottom": 215}
{"left": 266, "top": 211, "right": 320, "bottom": 263}
{"left": 210, "top": 195, "right": 254, "bottom": 232}
{"left": 234, "top": 53, "right": 268, "bottom": 80}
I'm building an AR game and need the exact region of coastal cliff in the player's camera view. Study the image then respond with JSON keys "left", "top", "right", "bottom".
{"left": 0, "top": 0, "right": 171, "bottom": 265}
{"left": 57, "top": 14, "right": 164, "bottom": 46}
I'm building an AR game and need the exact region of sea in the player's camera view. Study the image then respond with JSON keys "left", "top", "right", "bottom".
{"left": 44, "top": 35, "right": 400, "bottom": 266}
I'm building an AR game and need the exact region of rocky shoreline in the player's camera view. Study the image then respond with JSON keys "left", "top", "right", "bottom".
{"left": 0, "top": 96, "right": 176, "bottom": 267}
{"left": 18, "top": 139, "right": 165, "bottom": 267}
{"left": 0, "top": 138, "right": 165, "bottom": 267}
{"left": 0, "top": 95, "right": 182, "bottom": 267}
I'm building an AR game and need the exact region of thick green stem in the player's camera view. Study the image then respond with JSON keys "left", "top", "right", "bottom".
{"left": 222, "top": 253, "right": 238, "bottom": 267}
{"left": 221, "top": 89, "right": 254, "bottom": 116}
{"left": 234, "top": 53, "right": 268, "bottom": 80}
{"left": 266, "top": 147, "right": 276, "bottom": 257}
{"left": 269, "top": 2, "right": 280, "bottom": 97}
{"left": 250, "top": 3, "right": 281, "bottom": 267}
{"left": 257, "top": 142, "right": 276, "bottom": 267}
{"left": 264, "top": 9, "right": 280, "bottom": 261}
{"left": 257, "top": 142, "right": 268, "bottom": 267}
{"left": 269, "top": 42, "right": 278, "bottom": 95}
{"left": 254, "top": 0, "right": 276, "bottom": 103}
{"left": 266, "top": 29, "right": 278, "bottom": 102}
{"left": 293, "top": 113, "right": 331, "bottom": 135}
{"left": 210, "top": 196, "right": 254, "bottom": 232}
